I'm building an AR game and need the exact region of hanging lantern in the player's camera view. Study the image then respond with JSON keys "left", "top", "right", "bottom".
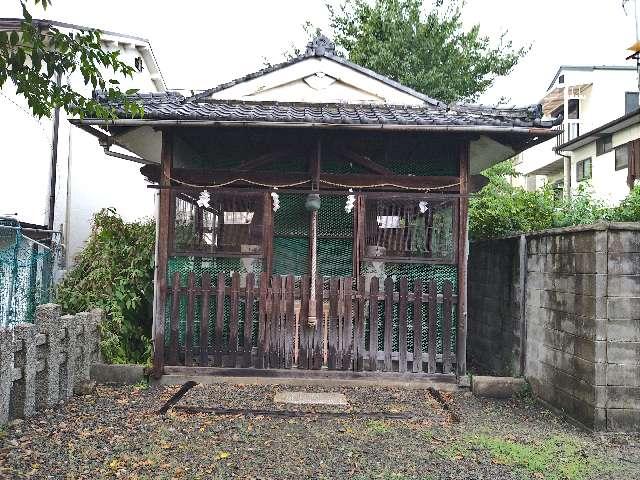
{"left": 345, "top": 189, "right": 355, "bottom": 213}
{"left": 305, "top": 193, "right": 321, "bottom": 212}
{"left": 197, "top": 190, "right": 210, "bottom": 208}
{"left": 418, "top": 200, "right": 429, "bottom": 214}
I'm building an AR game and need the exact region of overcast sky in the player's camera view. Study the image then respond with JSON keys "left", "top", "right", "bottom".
{"left": 1, "top": 0, "right": 638, "bottom": 105}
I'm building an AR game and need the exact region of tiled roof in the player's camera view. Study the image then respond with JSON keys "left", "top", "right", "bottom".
{"left": 92, "top": 91, "right": 560, "bottom": 129}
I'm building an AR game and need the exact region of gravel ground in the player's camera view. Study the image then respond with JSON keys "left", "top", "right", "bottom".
{"left": 0, "top": 383, "right": 638, "bottom": 479}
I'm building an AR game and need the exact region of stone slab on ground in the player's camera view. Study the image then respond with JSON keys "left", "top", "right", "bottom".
{"left": 90, "top": 363, "right": 145, "bottom": 385}
{"left": 273, "top": 391, "right": 348, "bottom": 406}
{"left": 472, "top": 376, "right": 525, "bottom": 398}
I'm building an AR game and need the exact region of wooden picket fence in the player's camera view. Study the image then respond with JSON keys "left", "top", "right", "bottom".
{"left": 165, "top": 273, "right": 457, "bottom": 375}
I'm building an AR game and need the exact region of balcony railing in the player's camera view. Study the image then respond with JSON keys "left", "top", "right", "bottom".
{"left": 555, "top": 119, "right": 580, "bottom": 150}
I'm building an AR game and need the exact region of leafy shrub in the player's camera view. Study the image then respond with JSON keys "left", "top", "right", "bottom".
{"left": 55, "top": 208, "right": 155, "bottom": 364}
{"left": 470, "top": 161, "right": 640, "bottom": 240}
{"left": 469, "top": 161, "right": 555, "bottom": 239}
{"left": 552, "top": 183, "right": 609, "bottom": 228}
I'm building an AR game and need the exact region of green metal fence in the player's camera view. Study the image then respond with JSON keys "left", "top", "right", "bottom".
{"left": 0, "top": 221, "right": 55, "bottom": 326}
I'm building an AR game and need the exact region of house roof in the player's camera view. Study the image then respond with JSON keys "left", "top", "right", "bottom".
{"left": 188, "top": 35, "right": 446, "bottom": 108}
{"left": 90, "top": 91, "right": 560, "bottom": 130}
{"left": 0, "top": 17, "right": 167, "bottom": 91}
{"left": 546, "top": 65, "right": 637, "bottom": 92}
{"left": 557, "top": 108, "right": 640, "bottom": 151}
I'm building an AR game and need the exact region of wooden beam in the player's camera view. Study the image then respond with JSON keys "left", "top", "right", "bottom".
{"left": 153, "top": 130, "right": 173, "bottom": 377}
{"left": 140, "top": 165, "right": 476, "bottom": 193}
{"left": 238, "top": 148, "right": 298, "bottom": 170}
{"left": 339, "top": 149, "right": 394, "bottom": 175}
{"left": 456, "top": 141, "right": 469, "bottom": 379}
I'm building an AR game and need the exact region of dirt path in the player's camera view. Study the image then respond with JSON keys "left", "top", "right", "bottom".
{"left": 1, "top": 383, "right": 638, "bottom": 479}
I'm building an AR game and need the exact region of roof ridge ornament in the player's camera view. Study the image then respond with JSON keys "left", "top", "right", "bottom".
{"left": 306, "top": 34, "right": 336, "bottom": 56}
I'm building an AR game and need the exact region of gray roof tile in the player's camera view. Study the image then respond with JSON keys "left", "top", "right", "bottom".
{"left": 92, "top": 91, "right": 560, "bottom": 129}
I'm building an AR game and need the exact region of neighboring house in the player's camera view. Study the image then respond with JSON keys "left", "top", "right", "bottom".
{"left": 0, "top": 19, "right": 166, "bottom": 277}
{"left": 72, "top": 34, "right": 559, "bottom": 379}
{"left": 556, "top": 108, "right": 640, "bottom": 203}
{"left": 513, "top": 65, "right": 638, "bottom": 200}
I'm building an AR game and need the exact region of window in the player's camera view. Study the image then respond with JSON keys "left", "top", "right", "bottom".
{"left": 625, "top": 92, "right": 639, "bottom": 114}
{"left": 567, "top": 99, "right": 580, "bottom": 119}
{"left": 364, "top": 198, "right": 456, "bottom": 262}
{"left": 615, "top": 144, "right": 629, "bottom": 170}
{"left": 558, "top": 74, "right": 565, "bottom": 85}
{"left": 596, "top": 135, "right": 613, "bottom": 156}
{"left": 134, "top": 57, "right": 144, "bottom": 72}
{"left": 173, "top": 192, "right": 264, "bottom": 255}
{"left": 576, "top": 157, "right": 592, "bottom": 182}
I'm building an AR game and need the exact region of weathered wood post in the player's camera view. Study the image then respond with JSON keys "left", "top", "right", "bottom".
{"left": 152, "top": 130, "right": 174, "bottom": 377}
{"left": 457, "top": 141, "right": 470, "bottom": 378}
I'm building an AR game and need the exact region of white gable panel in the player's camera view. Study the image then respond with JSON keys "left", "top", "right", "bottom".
{"left": 248, "top": 78, "right": 386, "bottom": 103}
{"left": 209, "top": 57, "right": 425, "bottom": 105}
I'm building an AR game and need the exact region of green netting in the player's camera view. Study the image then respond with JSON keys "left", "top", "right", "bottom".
{"left": 0, "top": 223, "right": 54, "bottom": 326}
{"left": 361, "top": 263, "right": 458, "bottom": 355}
{"left": 166, "top": 255, "right": 262, "bottom": 349}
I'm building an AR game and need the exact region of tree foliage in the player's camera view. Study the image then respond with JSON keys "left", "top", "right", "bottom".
{"left": 1, "top": 0, "right": 142, "bottom": 118}
{"left": 55, "top": 209, "right": 155, "bottom": 364}
{"left": 326, "top": 0, "right": 527, "bottom": 103}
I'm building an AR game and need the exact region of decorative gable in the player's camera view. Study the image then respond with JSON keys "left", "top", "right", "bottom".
{"left": 201, "top": 35, "right": 432, "bottom": 106}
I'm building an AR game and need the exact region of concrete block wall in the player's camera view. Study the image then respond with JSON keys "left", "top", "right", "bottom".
{"left": 468, "top": 238, "right": 523, "bottom": 375}
{"left": 0, "top": 304, "right": 103, "bottom": 425}
{"left": 469, "top": 223, "right": 640, "bottom": 432}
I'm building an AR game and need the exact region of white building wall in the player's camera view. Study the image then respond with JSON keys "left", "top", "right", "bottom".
{"left": 570, "top": 124, "right": 640, "bottom": 206}
{"left": 0, "top": 30, "right": 164, "bottom": 274}
{"left": 515, "top": 66, "right": 638, "bottom": 194}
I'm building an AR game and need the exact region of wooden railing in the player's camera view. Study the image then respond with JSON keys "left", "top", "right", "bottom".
{"left": 165, "top": 273, "right": 457, "bottom": 374}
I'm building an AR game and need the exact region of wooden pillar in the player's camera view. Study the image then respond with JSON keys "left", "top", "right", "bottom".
{"left": 353, "top": 195, "right": 365, "bottom": 283}
{"left": 457, "top": 140, "right": 469, "bottom": 378}
{"left": 152, "top": 130, "right": 173, "bottom": 378}
{"left": 263, "top": 192, "right": 274, "bottom": 276}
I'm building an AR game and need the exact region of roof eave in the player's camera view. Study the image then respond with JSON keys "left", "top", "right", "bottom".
{"left": 556, "top": 109, "right": 640, "bottom": 151}
{"left": 70, "top": 117, "right": 559, "bottom": 136}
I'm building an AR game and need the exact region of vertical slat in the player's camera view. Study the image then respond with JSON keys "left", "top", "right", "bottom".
{"left": 257, "top": 272, "right": 268, "bottom": 369}
{"left": 298, "top": 275, "right": 310, "bottom": 370}
{"left": 228, "top": 272, "right": 240, "bottom": 367}
{"left": 383, "top": 276, "right": 394, "bottom": 372}
{"left": 443, "top": 281, "right": 453, "bottom": 374}
{"left": 243, "top": 272, "right": 255, "bottom": 368}
{"left": 270, "top": 275, "right": 282, "bottom": 368}
{"left": 342, "top": 276, "right": 353, "bottom": 370}
{"left": 428, "top": 280, "right": 437, "bottom": 374}
{"left": 185, "top": 272, "right": 195, "bottom": 367}
{"left": 354, "top": 275, "right": 366, "bottom": 371}
{"left": 285, "top": 275, "right": 295, "bottom": 369}
{"left": 199, "top": 272, "right": 211, "bottom": 366}
{"left": 312, "top": 275, "right": 324, "bottom": 370}
{"left": 398, "top": 276, "right": 408, "bottom": 373}
{"left": 169, "top": 272, "right": 180, "bottom": 366}
{"left": 214, "top": 272, "right": 225, "bottom": 367}
{"left": 412, "top": 279, "right": 423, "bottom": 373}
{"left": 368, "top": 276, "right": 379, "bottom": 371}
{"left": 328, "top": 277, "right": 339, "bottom": 370}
